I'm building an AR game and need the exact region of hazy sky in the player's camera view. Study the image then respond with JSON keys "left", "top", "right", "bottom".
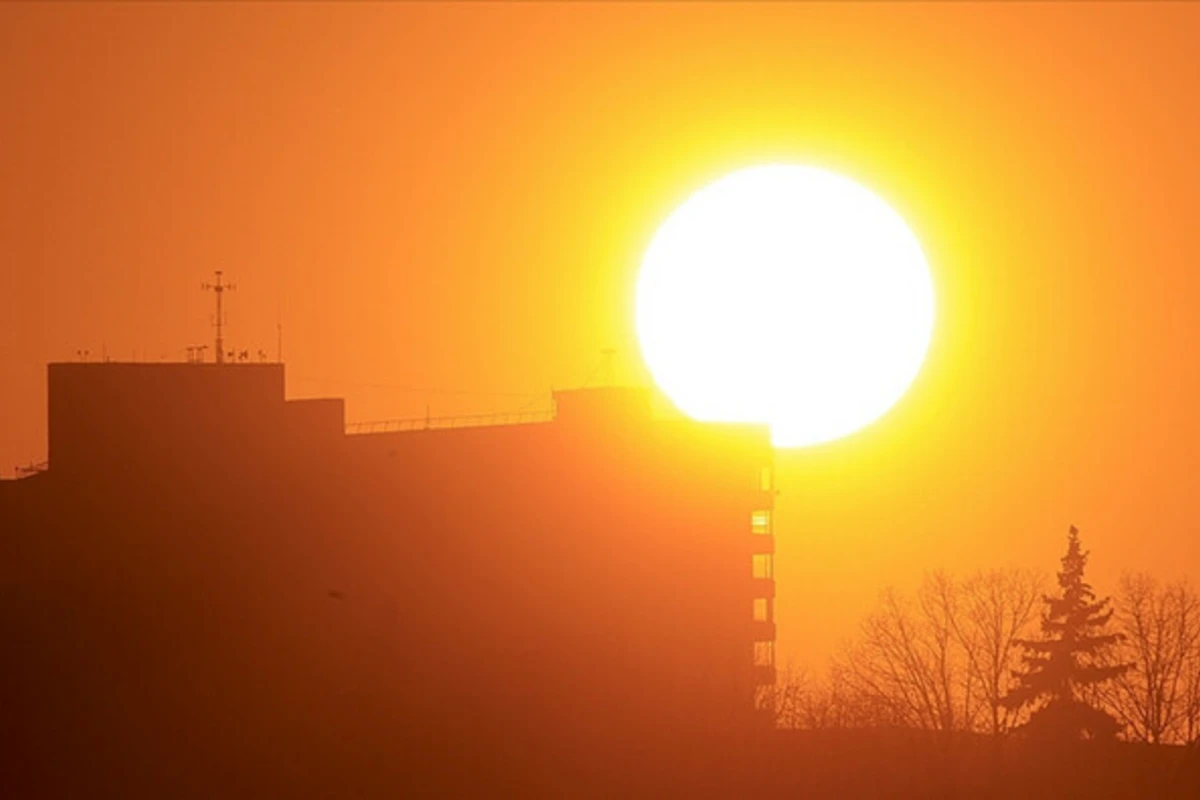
{"left": 3, "top": 2, "right": 1200, "bottom": 667}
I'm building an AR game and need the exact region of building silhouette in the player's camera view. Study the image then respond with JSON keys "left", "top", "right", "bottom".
{"left": 1, "top": 362, "right": 776, "bottom": 796}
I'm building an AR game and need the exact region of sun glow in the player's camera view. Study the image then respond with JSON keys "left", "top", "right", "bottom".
{"left": 636, "top": 165, "right": 935, "bottom": 447}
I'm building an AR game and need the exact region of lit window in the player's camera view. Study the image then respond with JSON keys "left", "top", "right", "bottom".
{"left": 752, "top": 554, "right": 773, "bottom": 580}
{"left": 753, "top": 598, "right": 769, "bottom": 622}
{"left": 760, "top": 466, "right": 773, "bottom": 491}
{"left": 751, "top": 510, "right": 771, "bottom": 534}
{"left": 754, "top": 641, "right": 774, "bottom": 667}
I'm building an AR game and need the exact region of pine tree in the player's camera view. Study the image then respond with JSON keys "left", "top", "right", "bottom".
{"left": 1004, "top": 525, "right": 1131, "bottom": 739}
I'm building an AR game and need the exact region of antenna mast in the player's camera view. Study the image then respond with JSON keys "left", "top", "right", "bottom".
{"left": 201, "top": 270, "right": 236, "bottom": 364}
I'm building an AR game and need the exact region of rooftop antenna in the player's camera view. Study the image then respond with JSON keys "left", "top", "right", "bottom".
{"left": 185, "top": 344, "right": 210, "bottom": 364}
{"left": 201, "top": 270, "right": 236, "bottom": 364}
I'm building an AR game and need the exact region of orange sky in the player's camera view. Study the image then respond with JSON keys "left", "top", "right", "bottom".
{"left": 3, "top": 2, "right": 1200, "bottom": 668}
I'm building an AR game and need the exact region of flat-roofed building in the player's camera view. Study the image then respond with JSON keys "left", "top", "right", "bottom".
{"left": 1, "top": 363, "right": 775, "bottom": 796}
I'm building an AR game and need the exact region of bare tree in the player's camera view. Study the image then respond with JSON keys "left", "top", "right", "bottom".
{"left": 832, "top": 569, "right": 1044, "bottom": 735}
{"left": 1183, "top": 630, "right": 1200, "bottom": 745}
{"left": 953, "top": 568, "right": 1044, "bottom": 735}
{"left": 769, "top": 663, "right": 879, "bottom": 730}
{"left": 1100, "top": 574, "right": 1200, "bottom": 744}
{"left": 836, "top": 575, "right": 978, "bottom": 731}
{"left": 765, "top": 664, "right": 813, "bottom": 730}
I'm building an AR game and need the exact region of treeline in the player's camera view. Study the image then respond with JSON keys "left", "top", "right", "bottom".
{"left": 767, "top": 528, "right": 1200, "bottom": 746}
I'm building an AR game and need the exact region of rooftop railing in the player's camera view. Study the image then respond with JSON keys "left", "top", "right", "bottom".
{"left": 346, "top": 409, "right": 555, "bottom": 435}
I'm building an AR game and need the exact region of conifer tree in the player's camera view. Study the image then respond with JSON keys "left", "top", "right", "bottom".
{"left": 1004, "top": 525, "right": 1131, "bottom": 739}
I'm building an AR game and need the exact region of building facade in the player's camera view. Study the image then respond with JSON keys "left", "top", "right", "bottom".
{"left": 1, "top": 363, "right": 775, "bottom": 796}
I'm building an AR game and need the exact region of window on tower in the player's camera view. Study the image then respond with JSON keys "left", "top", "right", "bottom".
{"left": 753, "top": 598, "right": 770, "bottom": 622}
{"left": 754, "top": 641, "right": 775, "bottom": 667}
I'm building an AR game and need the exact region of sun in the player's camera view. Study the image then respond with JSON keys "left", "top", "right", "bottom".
{"left": 636, "top": 165, "right": 935, "bottom": 447}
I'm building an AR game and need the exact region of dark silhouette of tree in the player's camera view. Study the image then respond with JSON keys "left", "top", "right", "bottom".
{"left": 832, "top": 570, "right": 1043, "bottom": 734}
{"left": 954, "top": 568, "right": 1045, "bottom": 735}
{"left": 838, "top": 579, "right": 972, "bottom": 731}
{"left": 1005, "top": 525, "right": 1131, "bottom": 740}
{"left": 1098, "top": 574, "right": 1200, "bottom": 744}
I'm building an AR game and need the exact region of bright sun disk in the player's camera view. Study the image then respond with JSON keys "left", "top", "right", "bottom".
{"left": 636, "top": 164, "right": 935, "bottom": 447}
